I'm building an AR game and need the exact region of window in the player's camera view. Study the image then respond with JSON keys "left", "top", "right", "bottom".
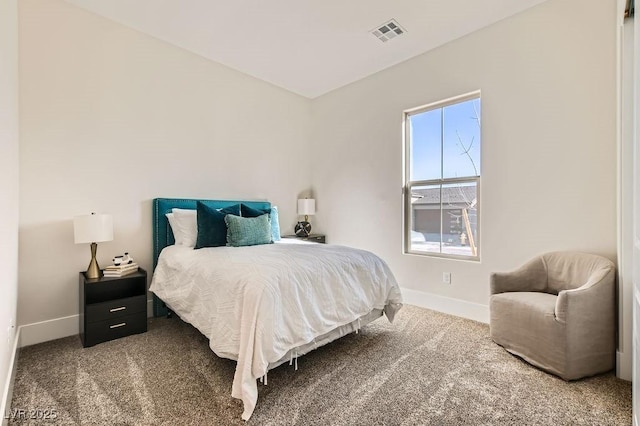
{"left": 403, "top": 92, "right": 481, "bottom": 260}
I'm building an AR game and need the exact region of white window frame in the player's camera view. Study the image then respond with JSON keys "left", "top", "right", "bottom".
{"left": 403, "top": 91, "right": 481, "bottom": 261}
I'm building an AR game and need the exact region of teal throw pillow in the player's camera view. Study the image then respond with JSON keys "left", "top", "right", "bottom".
{"left": 240, "top": 203, "right": 281, "bottom": 241}
{"left": 194, "top": 202, "right": 240, "bottom": 249}
{"left": 240, "top": 203, "right": 267, "bottom": 218}
{"left": 225, "top": 214, "right": 272, "bottom": 247}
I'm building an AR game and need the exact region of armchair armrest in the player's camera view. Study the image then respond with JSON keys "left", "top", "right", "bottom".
{"left": 490, "top": 257, "right": 547, "bottom": 295}
{"left": 555, "top": 265, "right": 615, "bottom": 324}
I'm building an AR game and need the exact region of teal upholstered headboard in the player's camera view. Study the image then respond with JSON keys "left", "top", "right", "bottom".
{"left": 152, "top": 197, "right": 271, "bottom": 317}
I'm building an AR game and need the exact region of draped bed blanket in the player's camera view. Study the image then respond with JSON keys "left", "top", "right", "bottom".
{"left": 150, "top": 241, "right": 403, "bottom": 420}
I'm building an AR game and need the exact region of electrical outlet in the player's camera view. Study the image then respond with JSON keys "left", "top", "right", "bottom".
{"left": 7, "top": 317, "right": 15, "bottom": 345}
{"left": 442, "top": 272, "right": 451, "bottom": 284}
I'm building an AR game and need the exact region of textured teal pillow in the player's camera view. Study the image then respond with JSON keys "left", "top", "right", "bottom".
{"left": 225, "top": 214, "right": 272, "bottom": 247}
{"left": 240, "top": 203, "right": 280, "bottom": 241}
{"left": 194, "top": 202, "right": 240, "bottom": 249}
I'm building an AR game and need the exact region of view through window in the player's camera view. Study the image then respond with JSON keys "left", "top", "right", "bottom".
{"left": 404, "top": 92, "right": 480, "bottom": 259}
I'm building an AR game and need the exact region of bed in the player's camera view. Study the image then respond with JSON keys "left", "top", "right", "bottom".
{"left": 149, "top": 198, "right": 403, "bottom": 420}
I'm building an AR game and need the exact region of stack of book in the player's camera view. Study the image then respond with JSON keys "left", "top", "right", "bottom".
{"left": 103, "top": 262, "right": 139, "bottom": 277}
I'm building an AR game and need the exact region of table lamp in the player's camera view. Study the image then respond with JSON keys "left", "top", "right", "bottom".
{"left": 295, "top": 198, "right": 315, "bottom": 237}
{"left": 74, "top": 213, "right": 113, "bottom": 279}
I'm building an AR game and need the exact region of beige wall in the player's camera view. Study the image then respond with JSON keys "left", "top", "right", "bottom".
{"left": 0, "top": 0, "right": 19, "bottom": 408}
{"left": 311, "top": 0, "right": 617, "bottom": 307}
{"left": 18, "top": 0, "right": 311, "bottom": 326}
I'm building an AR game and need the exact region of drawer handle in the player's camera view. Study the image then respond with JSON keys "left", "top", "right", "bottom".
{"left": 110, "top": 322, "right": 126, "bottom": 329}
{"left": 110, "top": 306, "right": 126, "bottom": 313}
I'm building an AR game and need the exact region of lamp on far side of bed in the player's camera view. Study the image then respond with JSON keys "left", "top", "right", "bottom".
{"left": 295, "top": 198, "right": 315, "bottom": 237}
{"left": 74, "top": 212, "right": 113, "bottom": 279}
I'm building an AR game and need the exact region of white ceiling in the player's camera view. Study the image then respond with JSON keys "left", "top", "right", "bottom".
{"left": 64, "top": 0, "right": 550, "bottom": 99}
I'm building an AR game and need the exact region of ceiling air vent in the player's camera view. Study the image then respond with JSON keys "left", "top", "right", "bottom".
{"left": 371, "top": 19, "right": 406, "bottom": 43}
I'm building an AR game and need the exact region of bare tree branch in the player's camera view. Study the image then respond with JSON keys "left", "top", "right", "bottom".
{"left": 456, "top": 130, "right": 478, "bottom": 177}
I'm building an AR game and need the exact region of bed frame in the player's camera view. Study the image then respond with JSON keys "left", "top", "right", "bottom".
{"left": 152, "top": 197, "right": 271, "bottom": 317}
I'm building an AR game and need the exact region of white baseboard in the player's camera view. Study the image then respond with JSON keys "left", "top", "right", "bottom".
{"left": 19, "top": 315, "right": 78, "bottom": 348}
{"left": 616, "top": 350, "right": 632, "bottom": 381}
{"left": 147, "top": 299, "right": 153, "bottom": 317}
{"left": 1, "top": 327, "right": 21, "bottom": 426}
{"left": 401, "top": 287, "right": 489, "bottom": 324}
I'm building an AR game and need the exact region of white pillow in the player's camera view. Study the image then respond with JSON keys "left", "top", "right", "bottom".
{"left": 165, "top": 213, "right": 183, "bottom": 245}
{"left": 171, "top": 208, "right": 197, "bottom": 247}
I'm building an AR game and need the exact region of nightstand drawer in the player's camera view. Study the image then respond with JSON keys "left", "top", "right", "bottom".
{"left": 84, "top": 312, "right": 147, "bottom": 347}
{"left": 85, "top": 295, "right": 146, "bottom": 323}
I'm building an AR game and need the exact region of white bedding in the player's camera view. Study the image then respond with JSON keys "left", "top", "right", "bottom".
{"left": 149, "top": 241, "right": 403, "bottom": 420}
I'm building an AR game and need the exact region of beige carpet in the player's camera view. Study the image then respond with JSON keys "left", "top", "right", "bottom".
{"left": 10, "top": 305, "right": 631, "bottom": 425}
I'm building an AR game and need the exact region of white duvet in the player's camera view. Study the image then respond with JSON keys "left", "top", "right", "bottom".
{"left": 150, "top": 241, "right": 403, "bottom": 420}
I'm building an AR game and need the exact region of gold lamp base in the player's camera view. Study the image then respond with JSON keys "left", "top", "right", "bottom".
{"left": 85, "top": 242, "right": 103, "bottom": 279}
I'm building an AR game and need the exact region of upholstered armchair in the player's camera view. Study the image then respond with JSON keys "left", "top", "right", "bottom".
{"left": 489, "top": 251, "right": 616, "bottom": 380}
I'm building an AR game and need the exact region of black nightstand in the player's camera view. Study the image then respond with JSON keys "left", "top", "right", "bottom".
{"left": 79, "top": 269, "right": 147, "bottom": 347}
{"left": 282, "top": 234, "right": 326, "bottom": 244}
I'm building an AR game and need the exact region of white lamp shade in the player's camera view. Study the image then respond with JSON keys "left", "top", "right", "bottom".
{"left": 73, "top": 213, "right": 113, "bottom": 244}
{"left": 297, "top": 199, "right": 316, "bottom": 216}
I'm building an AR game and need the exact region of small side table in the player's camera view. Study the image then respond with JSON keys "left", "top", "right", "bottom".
{"left": 282, "top": 234, "right": 326, "bottom": 244}
{"left": 79, "top": 269, "right": 147, "bottom": 347}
